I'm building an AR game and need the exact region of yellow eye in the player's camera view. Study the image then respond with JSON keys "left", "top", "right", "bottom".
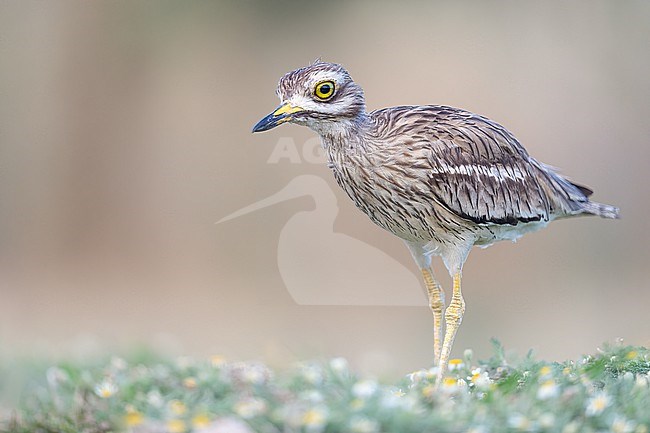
{"left": 314, "top": 81, "right": 335, "bottom": 100}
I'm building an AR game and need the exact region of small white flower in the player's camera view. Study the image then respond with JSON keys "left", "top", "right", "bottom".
{"left": 406, "top": 369, "right": 428, "bottom": 386}
{"left": 146, "top": 389, "right": 164, "bottom": 407}
{"left": 300, "top": 390, "right": 324, "bottom": 403}
{"left": 352, "top": 379, "right": 378, "bottom": 399}
{"left": 470, "top": 371, "right": 491, "bottom": 389}
{"left": 439, "top": 377, "right": 461, "bottom": 394}
{"left": 585, "top": 392, "right": 611, "bottom": 416}
{"left": 635, "top": 375, "right": 649, "bottom": 389}
{"left": 538, "top": 413, "right": 555, "bottom": 428}
{"left": 536, "top": 380, "right": 559, "bottom": 400}
{"left": 349, "top": 416, "right": 380, "bottom": 433}
{"left": 507, "top": 413, "right": 532, "bottom": 431}
{"left": 240, "top": 363, "right": 269, "bottom": 384}
{"left": 379, "top": 389, "right": 404, "bottom": 409}
{"left": 300, "top": 364, "right": 323, "bottom": 385}
{"left": 329, "top": 357, "right": 349, "bottom": 374}
{"left": 612, "top": 416, "right": 636, "bottom": 433}
{"left": 380, "top": 389, "right": 417, "bottom": 411}
{"left": 234, "top": 397, "right": 267, "bottom": 419}
{"left": 46, "top": 367, "right": 69, "bottom": 388}
{"left": 448, "top": 359, "right": 465, "bottom": 371}
{"left": 110, "top": 357, "right": 127, "bottom": 371}
{"left": 94, "top": 380, "right": 118, "bottom": 398}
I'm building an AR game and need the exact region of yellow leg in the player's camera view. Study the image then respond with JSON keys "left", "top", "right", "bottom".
{"left": 437, "top": 271, "right": 465, "bottom": 382}
{"left": 421, "top": 268, "right": 445, "bottom": 364}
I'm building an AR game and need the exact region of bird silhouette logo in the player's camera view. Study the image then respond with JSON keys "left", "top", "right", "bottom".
{"left": 217, "top": 174, "right": 425, "bottom": 306}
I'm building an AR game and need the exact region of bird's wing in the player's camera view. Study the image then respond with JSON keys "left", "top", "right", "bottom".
{"left": 378, "top": 106, "right": 587, "bottom": 225}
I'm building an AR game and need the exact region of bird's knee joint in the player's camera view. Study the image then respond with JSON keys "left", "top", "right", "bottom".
{"left": 444, "top": 300, "right": 465, "bottom": 324}
{"left": 445, "top": 312, "right": 463, "bottom": 326}
{"left": 429, "top": 299, "right": 444, "bottom": 311}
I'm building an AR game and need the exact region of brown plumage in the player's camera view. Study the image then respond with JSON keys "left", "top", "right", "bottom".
{"left": 252, "top": 60, "right": 619, "bottom": 382}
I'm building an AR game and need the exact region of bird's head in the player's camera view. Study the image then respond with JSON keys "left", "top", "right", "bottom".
{"left": 252, "top": 60, "right": 366, "bottom": 135}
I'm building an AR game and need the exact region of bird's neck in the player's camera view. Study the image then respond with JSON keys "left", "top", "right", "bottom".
{"left": 314, "top": 113, "right": 371, "bottom": 157}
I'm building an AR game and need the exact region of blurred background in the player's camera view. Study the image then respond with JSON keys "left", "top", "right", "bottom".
{"left": 1, "top": 1, "right": 649, "bottom": 379}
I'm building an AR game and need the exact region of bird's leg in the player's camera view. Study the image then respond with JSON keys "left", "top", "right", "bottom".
{"left": 421, "top": 268, "right": 445, "bottom": 364}
{"left": 437, "top": 271, "right": 465, "bottom": 381}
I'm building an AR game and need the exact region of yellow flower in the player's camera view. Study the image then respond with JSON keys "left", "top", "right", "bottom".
{"left": 438, "top": 377, "right": 462, "bottom": 394}
{"left": 192, "top": 413, "right": 211, "bottom": 429}
{"left": 448, "top": 359, "right": 464, "bottom": 371}
{"left": 302, "top": 408, "right": 327, "bottom": 428}
{"left": 421, "top": 384, "right": 436, "bottom": 398}
{"left": 169, "top": 400, "right": 187, "bottom": 416}
{"left": 124, "top": 407, "right": 144, "bottom": 427}
{"left": 626, "top": 351, "right": 638, "bottom": 360}
{"left": 442, "top": 377, "right": 458, "bottom": 387}
{"left": 183, "top": 377, "right": 197, "bottom": 389}
{"left": 210, "top": 355, "right": 226, "bottom": 367}
{"left": 539, "top": 366, "right": 552, "bottom": 377}
{"left": 167, "top": 419, "right": 187, "bottom": 433}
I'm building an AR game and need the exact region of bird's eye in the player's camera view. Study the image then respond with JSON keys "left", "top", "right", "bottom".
{"left": 314, "top": 81, "right": 335, "bottom": 101}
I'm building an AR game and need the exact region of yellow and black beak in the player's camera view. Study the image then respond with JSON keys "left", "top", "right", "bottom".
{"left": 252, "top": 103, "right": 304, "bottom": 133}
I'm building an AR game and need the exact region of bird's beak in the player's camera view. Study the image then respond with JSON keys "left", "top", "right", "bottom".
{"left": 252, "top": 103, "right": 304, "bottom": 133}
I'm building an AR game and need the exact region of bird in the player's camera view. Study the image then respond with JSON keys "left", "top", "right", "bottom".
{"left": 251, "top": 60, "right": 619, "bottom": 381}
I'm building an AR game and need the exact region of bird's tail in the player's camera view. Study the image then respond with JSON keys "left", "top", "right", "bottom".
{"left": 579, "top": 201, "right": 620, "bottom": 219}
{"left": 543, "top": 166, "right": 620, "bottom": 220}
